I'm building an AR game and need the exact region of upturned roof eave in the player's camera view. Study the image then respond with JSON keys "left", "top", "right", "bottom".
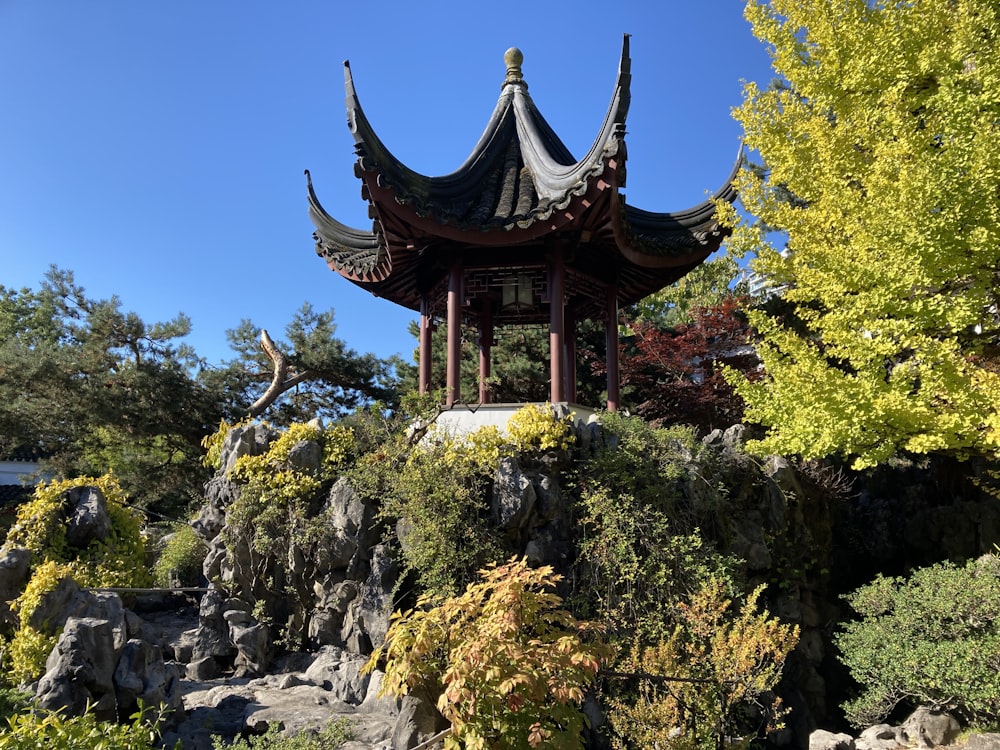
{"left": 341, "top": 36, "right": 633, "bottom": 230}
{"left": 612, "top": 144, "right": 743, "bottom": 268}
{"left": 306, "top": 170, "right": 380, "bottom": 248}
{"left": 307, "top": 169, "right": 390, "bottom": 281}
{"left": 514, "top": 34, "right": 631, "bottom": 202}
{"left": 343, "top": 59, "right": 520, "bottom": 204}
{"left": 308, "top": 38, "right": 742, "bottom": 301}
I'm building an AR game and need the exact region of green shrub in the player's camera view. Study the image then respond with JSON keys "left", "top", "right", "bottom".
{"left": 0, "top": 702, "right": 176, "bottom": 749}
{"left": 836, "top": 553, "right": 1000, "bottom": 727}
{"left": 565, "top": 414, "right": 795, "bottom": 748}
{"left": 377, "top": 428, "right": 503, "bottom": 597}
{"left": 153, "top": 524, "right": 207, "bottom": 588}
{"left": 212, "top": 718, "right": 352, "bottom": 749}
{"left": 372, "top": 404, "right": 576, "bottom": 598}
{"left": 0, "top": 474, "right": 151, "bottom": 686}
{"left": 572, "top": 414, "right": 739, "bottom": 642}
{"left": 0, "top": 687, "right": 30, "bottom": 725}
{"left": 4, "top": 474, "right": 151, "bottom": 589}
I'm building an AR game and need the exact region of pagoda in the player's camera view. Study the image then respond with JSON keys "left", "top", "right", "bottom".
{"left": 307, "top": 36, "right": 738, "bottom": 411}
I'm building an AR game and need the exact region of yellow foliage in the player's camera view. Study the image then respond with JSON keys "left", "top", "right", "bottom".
{"left": 4, "top": 561, "right": 74, "bottom": 686}
{"left": 724, "top": 0, "right": 1000, "bottom": 467}
{"left": 1, "top": 476, "right": 151, "bottom": 686}
{"left": 609, "top": 579, "right": 798, "bottom": 749}
{"left": 5, "top": 474, "right": 149, "bottom": 589}
{"left": 3, "top": 625, "right": 58, "bottom": 688}
{"left": 200, "top": 418, "right": 242, "bottom": 469}
{"left": 505, "top": 403, "right": 575, "bottom": 454}
{"left": 424, "top": 403, "right": 575, "bottom": 469}
{"left": 367, "top": 557, "right": 607, "bottom": 750}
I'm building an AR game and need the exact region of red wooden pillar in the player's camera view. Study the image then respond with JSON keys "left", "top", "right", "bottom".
{"left": 418, "top": 296, "right": 433, "bottom": 395}
{"left": 605, "top": 283, "right": 620, "bottom": 412}
{"left": 565, "top": 308, "right": 577, "bottom": 404}
{"left": 478, "top": 300, "right": 493, "bottom": 404}
{"left": 446, "top": 264, "right": 462, "bottom": 406}
{"left": 549, "top": 245, "right": 566, "bottom": 403}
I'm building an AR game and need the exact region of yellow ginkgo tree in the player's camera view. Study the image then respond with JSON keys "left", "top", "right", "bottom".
{"left": 722, "top": 0, "right": 1000, "bottom": 468}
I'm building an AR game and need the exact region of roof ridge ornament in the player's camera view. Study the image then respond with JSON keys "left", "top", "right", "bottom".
{"left": 503, "top": 47, "right": 526, "bottom": 90}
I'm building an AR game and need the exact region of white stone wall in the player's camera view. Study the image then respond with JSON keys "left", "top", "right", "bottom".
{"left": 0, "top": 459, "right": 42, "bottom": 486}
{"left": 433, "top": 402, "right": 597, "bottom": 437}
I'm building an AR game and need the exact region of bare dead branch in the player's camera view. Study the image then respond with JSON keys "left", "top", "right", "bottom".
{"left": 247, "top": 329, "right": 315, "bottom": 418}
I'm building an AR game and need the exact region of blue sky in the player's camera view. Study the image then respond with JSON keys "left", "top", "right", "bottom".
{"left": 0, "top": 2, "right": 774, "bottom": 366}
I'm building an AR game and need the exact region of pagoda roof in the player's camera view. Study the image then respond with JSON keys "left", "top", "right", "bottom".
{"left": 308, "top": 36, "right": 739, "bottom": 315}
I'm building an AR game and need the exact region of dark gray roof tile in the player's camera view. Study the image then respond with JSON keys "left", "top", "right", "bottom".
{"left": 306, "top": 35, "right": 739, "bottom": 311}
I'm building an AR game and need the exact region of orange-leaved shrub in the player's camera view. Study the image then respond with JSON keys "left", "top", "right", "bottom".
{"left": 365, "top": 556, "right": 607, "bottom": 750}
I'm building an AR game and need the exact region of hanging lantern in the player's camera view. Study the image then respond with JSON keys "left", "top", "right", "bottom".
{"left": 501, "top": 273, "right": 534, "bottom": 311}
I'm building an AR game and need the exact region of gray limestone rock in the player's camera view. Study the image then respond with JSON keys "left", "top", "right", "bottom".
{"left": 318, "top": 529, "right": 359, "bottom": 571}
{"left": 64, "top": 486, "right": 112, "bottom": 548}
{"left": 326, "top": 478, "right": 370, "bottom": 538}
{"left": 166, "top": 690, "right": 253, "bottom": 750}
{"left": 809, "top": 729, "right": 856, "bottom": 750}
{"left": 202, "top": 534, "right": 228, "bottom": 581}
{"left": 965, "top": 734, "right": 1000, "bottom": 750}
{"left": 391, "top": 687, "right": 446, "bottom": 750}
{"left": 114, "top": 638, "right": 183, "bottom": 719}
{"left": 220, "top": 423, "right": 277, "bottom": 476}
{"left": 186, "top": 656, "right": 220, "bottom": 681}
{"left": 35, "top": 616, "right": 119, "bottom": 720}
{"left": 27, "top": 578, "right": 125, "bottom": 647}
{"left": 533, "top": 473, "right": 562, "bottom": 521}
{"left": 492, "top": 456, "right": 536, "bottom": 530}
{"left": 232, "top": 622, "right": 271, "bottom": 676}
{"left": 242, "top": 683, "right": 339, "bottom": 735}
{"left": 287, "top": 439, "right": 323, "bottom": 472}
{"left": 854, "top": 724, "right": 898, "bottom": 750}
{"left": 0, "top": 546, "right": 31, "bottom": 631}
{"left": 897, "top": 707, "right": 961, "bottom": 748}
{"left": 193, "top": 479, "right": 230, "bottom": 537}
{"left": 344, "top": 545, "right": 395, "bottom": 653}
{"left": 303, "top": 646, "right": 371, "bottom": 705}
{"left": 191, "top": 587, "right": 233, "bottom": 660}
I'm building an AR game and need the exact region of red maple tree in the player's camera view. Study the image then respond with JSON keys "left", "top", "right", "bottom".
{"left": 590, "top": 296, "right": 759, "bottom": 431}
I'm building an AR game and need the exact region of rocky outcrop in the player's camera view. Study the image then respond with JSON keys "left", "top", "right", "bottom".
{"left": 162, "top": 646, "right": 446, "bottom": 750}
{"left": 965, "top": 735, "right": 1000, "bottom": 750}
{"left": 0, "top": 546, "right": 30, "bottom": 629}
{"left": 31, "top": 586, "right": 184, "bottom": 724}
{"left": 489, "top": 452, "right": 575, "bottom": 569}
{"left": 19, "top": 579, "right": 430, "bottom": 749}
{"left": 811, "top": 707, "right": 968, "bottom": 750}
{"left": 36, "top": 617, "right": 120, "bottom": 719}
{"left": 186, "top": 418, "right": 1000, "bottom": 747}
{"left": 64, "top": 485, "right": 112, "bottom": 548}
{"left": 898, "top": 707, "right": 962, "bottom": 748}
{"left": 810, "top": 729, "right": 856, "bottom": 750}
{"left": 19, "top": 418, "right": 999, "bottom": 748}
